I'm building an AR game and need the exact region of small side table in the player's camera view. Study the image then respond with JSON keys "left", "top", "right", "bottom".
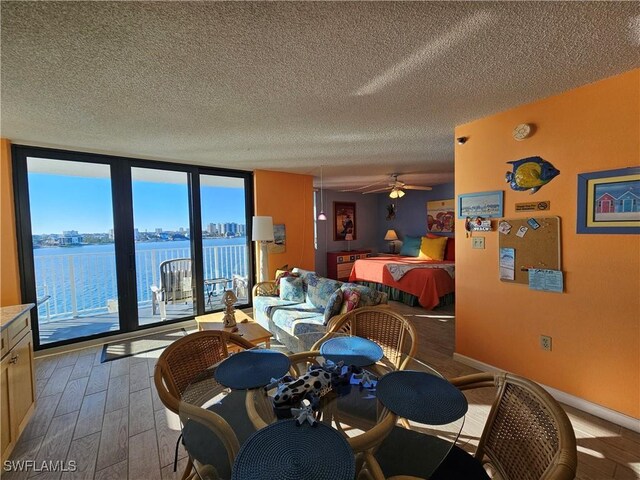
{"left": 195, "top": 310, "right": 272, "bottom": 350}
{"left": 204, "top": 278, "right": 231, "bottom": 306}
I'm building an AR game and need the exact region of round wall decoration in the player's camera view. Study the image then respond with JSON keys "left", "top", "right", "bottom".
{"left": 512, "top": 123, "right": 532, "bottom": 141}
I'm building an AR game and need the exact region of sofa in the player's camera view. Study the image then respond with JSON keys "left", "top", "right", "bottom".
{"left": 252, "top": 268, "right": 388, "bottom": 352}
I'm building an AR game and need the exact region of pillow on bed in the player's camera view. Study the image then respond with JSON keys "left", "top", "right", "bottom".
{"left": 445, "top": 238, "right": 455, "bottom": 261}
{"left": 399, "top": 235, "right": 422, "bottom": 257}
{"left": 418, "top": 236, "right": 448, "bottom": 261}
{"left": 427, "top": 234, "right": 455, "bottom": 261}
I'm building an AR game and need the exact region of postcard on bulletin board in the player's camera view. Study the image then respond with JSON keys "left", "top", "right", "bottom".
{"left": 529, "top": 269, "right": 564, "bottom": 293}
{"left": 499, "top": 248, "right": 515, "bottom": 281}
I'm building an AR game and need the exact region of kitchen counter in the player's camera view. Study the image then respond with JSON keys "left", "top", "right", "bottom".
{"left": 0, "top": 304, "right": 34, "bottom": 331}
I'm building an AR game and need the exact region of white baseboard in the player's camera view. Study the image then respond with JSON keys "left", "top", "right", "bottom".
{"left": 453, "top": 352, "right": 640, "bottom": 433}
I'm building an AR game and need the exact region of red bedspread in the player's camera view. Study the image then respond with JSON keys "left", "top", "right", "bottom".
{"left": 348, "top": 256, "right": 455, "bottom": 310}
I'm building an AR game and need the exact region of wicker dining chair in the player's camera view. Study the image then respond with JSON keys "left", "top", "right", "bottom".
{"left": 179, "top": 401, "right": 241, "bottom": 480}
{"left": 154, "top": 330, "right": 257, "bottom": 480}
{"left": 312, "top": 306, "right": 418, "bottom": 370}
{"left": 359, "top": 372, "right": 578, "bottom": 480}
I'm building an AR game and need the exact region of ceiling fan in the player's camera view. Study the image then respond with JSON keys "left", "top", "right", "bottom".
{"left": 359, "top": 174, "right": 432, "bottom": 198}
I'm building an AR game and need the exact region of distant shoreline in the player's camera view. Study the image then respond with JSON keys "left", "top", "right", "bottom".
{"left": 33, "top": 235, "right": 247, "bottom": 250}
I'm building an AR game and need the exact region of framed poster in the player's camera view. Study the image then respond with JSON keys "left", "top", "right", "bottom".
{"left": 577, "top": 167, "right": 640, "bottom": 234}
{"left": 268, "top": 224, "right": 286, "bottom": 253}
{"left": 457, "top": 191, "right": 504, "bottom": 219}
{"left": 334, "top": 202, "right": 356, "bottom": 241}
{"left": 427, "top": 198, "right": 455, "bottom": 232}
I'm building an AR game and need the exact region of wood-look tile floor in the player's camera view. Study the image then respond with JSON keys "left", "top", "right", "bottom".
{"left": 5, "top": 302, "right": 639, "bottom": 479}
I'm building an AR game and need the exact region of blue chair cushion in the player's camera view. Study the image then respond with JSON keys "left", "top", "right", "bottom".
{"left": 431, "top": 444, "right": 491, "bottom": 480}
{"left": 182, "top": 390, "right": 257, "bottom": 479}
{"left": 373, "top": 427, "right": 490, "bottom": 480}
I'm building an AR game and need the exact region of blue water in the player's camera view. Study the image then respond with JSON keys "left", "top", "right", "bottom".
{"left": 33, "top": 237, "right": 249, "bottom": 319}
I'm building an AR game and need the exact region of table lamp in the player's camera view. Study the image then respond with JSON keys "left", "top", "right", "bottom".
{"left": 344, "top": 233, "right": 354, "bottom": 251}
{"left": 252, "top": 216, "right": 274, "bottom": 283}
{"left": 384, "top": 229, "right": 398, "bottom": 253}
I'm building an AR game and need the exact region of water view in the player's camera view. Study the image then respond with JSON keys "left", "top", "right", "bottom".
{"left": 34, "top": 237, "right": 249, "bottom": 322}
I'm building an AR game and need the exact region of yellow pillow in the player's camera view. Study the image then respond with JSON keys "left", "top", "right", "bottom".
{"left": 418, "top": 236, "right": 448, "bottom": 261}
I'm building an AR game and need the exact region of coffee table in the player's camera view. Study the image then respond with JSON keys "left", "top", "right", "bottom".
{"left": 195, "top": 310, "right": 272, "bottom": 349}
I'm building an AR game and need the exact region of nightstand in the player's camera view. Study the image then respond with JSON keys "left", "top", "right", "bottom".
{"left": 326, "top": 250, "right": 372, "bottom": 281}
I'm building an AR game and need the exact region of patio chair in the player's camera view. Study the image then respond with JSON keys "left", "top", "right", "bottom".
{"left": 359, "top": 372, "right": 577, "bottom": 480}
{"left": 154, "top": 330, "right": 257, "bottom": 480}
{"left": 151, "top": 258, "right": 193, "bottom": 320}
{"left": 232, "top": 274, "right": 249, "bottom": 300}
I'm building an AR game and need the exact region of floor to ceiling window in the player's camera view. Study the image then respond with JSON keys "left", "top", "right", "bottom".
{"left": 131, "top": 167, "right": 195, "bottom": 325}
{"left": 199, "top": 174, "right": 250, "bottom": 312}
{"left": 12, "top": 146, "right": 254, "bottom": 350}
{"left": 24, "top": 158, "right": 120, "bottom": 345}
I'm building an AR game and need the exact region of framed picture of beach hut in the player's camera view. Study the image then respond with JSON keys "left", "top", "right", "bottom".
{"left": 577, "top": 167, "right": 640, "bottom": 234}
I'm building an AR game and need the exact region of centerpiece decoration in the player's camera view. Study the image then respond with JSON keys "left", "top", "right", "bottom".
{"left": 265, "top": 360, "right": 377, "bottom": 425}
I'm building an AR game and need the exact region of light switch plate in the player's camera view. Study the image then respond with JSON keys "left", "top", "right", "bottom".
{"left": 472, "top": 237, "right": 485, "bottom": 249}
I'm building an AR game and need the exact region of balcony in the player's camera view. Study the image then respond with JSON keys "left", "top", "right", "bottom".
{"left": 34, "top": 244, "right": 249, "bottom": 345}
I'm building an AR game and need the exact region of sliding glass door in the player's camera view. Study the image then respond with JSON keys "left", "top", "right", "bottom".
{"left": 22, "top": 157, "right": 121, "bottom": 345}
{"left": 12, "top": 146, "right": 254, "bottom": 350}
{"left": 200, "top": 174, "right": 250, "bottom": 312}
{"left": 131, "top": 167, "right": 195, "bottom": 325}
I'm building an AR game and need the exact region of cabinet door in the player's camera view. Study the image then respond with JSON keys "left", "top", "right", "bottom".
{"left": 1, "top": 354, "right": 15, "bottom": 461}
{"left": 10, "top": 333, "right": 35, "bottom": 434}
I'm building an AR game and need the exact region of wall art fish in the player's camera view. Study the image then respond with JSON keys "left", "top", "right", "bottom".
{"left": 506, "top": 156, "right": 560, "bottom": 194}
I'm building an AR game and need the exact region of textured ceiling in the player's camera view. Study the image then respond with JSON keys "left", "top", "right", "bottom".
{"left": 2, "top": 1, "right": 638, "bottom": 190}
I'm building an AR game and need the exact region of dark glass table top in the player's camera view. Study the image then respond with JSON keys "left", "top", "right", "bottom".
{"left": 178, "top": 337, "right": 466, "bottom": 480}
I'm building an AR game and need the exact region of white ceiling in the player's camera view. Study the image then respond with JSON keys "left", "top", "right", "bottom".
{"left": 2, "top": 1, "right": 638, "bottom": 190}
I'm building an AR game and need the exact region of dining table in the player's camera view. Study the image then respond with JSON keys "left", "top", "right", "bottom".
{"left": 178, "top": 332, "right": 468, "bottom": 480}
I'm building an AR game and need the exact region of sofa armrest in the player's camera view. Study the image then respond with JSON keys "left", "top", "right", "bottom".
{"left": 252, "top": 281, "right": 278, "bottom": 298}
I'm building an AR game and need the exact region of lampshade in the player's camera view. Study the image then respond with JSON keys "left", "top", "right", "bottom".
{"left": 252, "top": 216, "right": 274, "bottom": 241}
{"left": 384, "top": 229, "right": 398, "bottom": 241}
{"left": 317, "top": 211, "right": 327, "bottom": 221}
{"left": 344, "top": 233, "right": 354, "bottom": 241}
{"left": 389, "top": 188, "right": 405, "bottom": 199}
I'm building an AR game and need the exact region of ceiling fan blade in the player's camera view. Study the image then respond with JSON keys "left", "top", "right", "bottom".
{"left": 404, "top": 185, "right": 433, "bottom": 191}
{"left": 339, "top": 180, "right": 388, "bottom": 192}
{"left": 362, "top": 186, "right": 392, "bottom": 194}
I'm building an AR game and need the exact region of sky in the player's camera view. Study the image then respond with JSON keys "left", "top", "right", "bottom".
{"left": 594, "top": 179, "right": 638, "bottom": 198}
{"left": 28, "top": 173, "right": 247, "bottom": 235}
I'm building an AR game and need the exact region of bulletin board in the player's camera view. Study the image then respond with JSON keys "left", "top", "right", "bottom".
{"left": 498, "top": 216, "right": 561, "bottom": 284}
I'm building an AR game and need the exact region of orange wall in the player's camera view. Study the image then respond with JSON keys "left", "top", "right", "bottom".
{"left": 454, "top": 69, "right": 640, "bottom": 418}
{"left": 253, "top": 170, "right": 315, "bottom": 279}
{"left": 0, "top": 138, "right": 21, "bottom": 306}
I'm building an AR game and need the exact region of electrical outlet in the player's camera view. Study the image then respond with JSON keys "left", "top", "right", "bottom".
{"left": 540, "top": 335, "right": 552, "bottom": 351}
{"left": 472, "top": 237, "right": 485, "bottom": 249}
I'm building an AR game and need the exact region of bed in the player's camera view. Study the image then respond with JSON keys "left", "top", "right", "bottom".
{"left": 348, "top": 255, "right": 455, "bottom": 310}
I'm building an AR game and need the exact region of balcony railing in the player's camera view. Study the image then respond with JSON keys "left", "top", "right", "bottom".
{"left": 34, "top": 244, "right": 249, "bottom": 322}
